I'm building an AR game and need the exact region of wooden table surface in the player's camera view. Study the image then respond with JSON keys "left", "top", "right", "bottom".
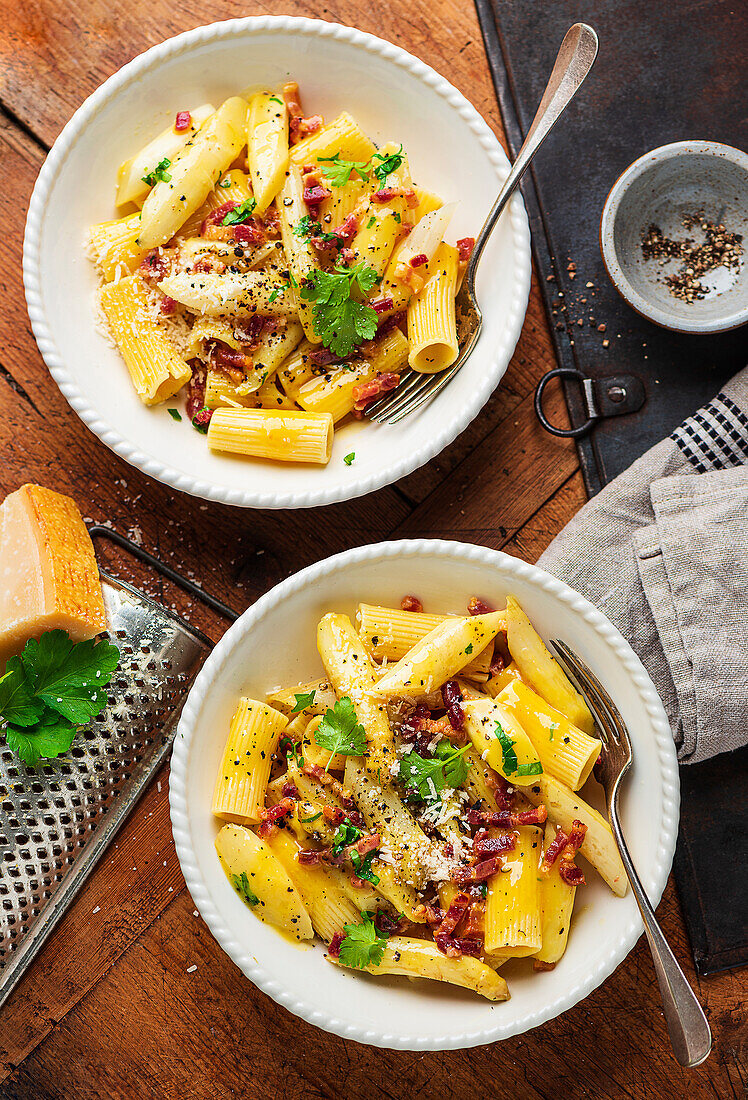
{"left": 0, "top": 2, "right": 744, "bottom": 1097}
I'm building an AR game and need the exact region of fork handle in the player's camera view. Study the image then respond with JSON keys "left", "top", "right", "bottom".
{"left": 467, "top": 22, "right": 599, "bottom": 282}
{"left": 609, "top": 787, "right": 712, "bottom": 1067}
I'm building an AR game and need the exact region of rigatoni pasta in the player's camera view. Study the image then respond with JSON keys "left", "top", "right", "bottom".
{"left": 209, "top": 590, "right": 620, "bottom": 1001}
{"left": 89, "top": 81, "right": 475, "bottom": 469}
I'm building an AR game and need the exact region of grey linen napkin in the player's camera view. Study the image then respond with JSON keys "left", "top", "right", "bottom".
{"left": 538, "top": 366, "right": 748, "bottom": 764}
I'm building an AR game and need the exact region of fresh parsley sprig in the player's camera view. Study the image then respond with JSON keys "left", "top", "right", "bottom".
{"left": 0, "top": 631, "right": 120, "bottom": 766}
{"left": 330, "top": 819, "right": 362, "bottom": 857}
{"left": 351, "top": 850, "right": 380, "bottom": 886}
{"left": 222, "top": 198, "right": 257, "bottom": 226}
{"left": 494, "top": 721, "right": 543, "bottom": 777}
{"left": 300, "top": 263, "right": 379, "bottom": 358}
{"left": 141, "top": 157, "right": 172, "bottom": 186}
{"left": 337, "top": 911, "right": 388, "bottom": 969}
{"left": 315, "top": 697, "right": 367, "bottom": 763}
{"left": 399, "top": 740, "right": 470, "bottom": 803}
{"left": 231, "top": 871, "right": 259, "bottom": 906}
{"left": 370, "top": 145, "right": 404, "bottom": 185}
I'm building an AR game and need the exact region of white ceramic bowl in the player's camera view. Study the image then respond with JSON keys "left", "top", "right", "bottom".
{"left": 23, "top": 17, "right": 531, "bottom": 509}
{"left": 170, "top": 540, "right": 678, "bottom": 1050}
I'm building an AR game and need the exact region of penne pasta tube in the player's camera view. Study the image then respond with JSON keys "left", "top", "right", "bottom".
{"left": 407, "top": 242, "right": 459, "bottom": 373}
{"left": 204, "top": 369, "right": 260, "bottom": 411}
{"left": 252, "top": 320, "right": 305, "bottom": 384}
{"left": 211, "top": 697, "right": 288, "bottom": 824}
{"left": 535, "top": 821, "right": 577, "bottom": 966}
{"left": 484, "top": 661, "right": 524, "bottom": 697}
{"left": 505, "top": 596, "right": 595, "bottom": 735}
{"left": 375, "top": 203, "right": 456, "bottom": 317}
{"left": 215, "top": 823, "right": 313, "bottom": 941}
{"left": 99, "top": 275, "right": 191, "bottom": 405}
{"left": 157, "top": 269, "right": 295, "bottom": 319}
{"left": 178, "top": 169, "right": 254, "bottom": 238}
{"left": 344, "top": 758, "right": 436, "bottom": 892}
{"left": 116, "top": 103, "right": 215, "bottom": 208}
{"left": 87, "top": 212, "right": 147, "bottom": 281}
{"left": 296, "top": 328, "right": 409, "bottom": 423}
{"left": 371, "top": 611, "right": 505, "bottom": 698}
{"left": 484, "top": 825, "right": 543, "bottom": 956}
{"left": 316, "top": 175, "right": 369, "bottom": 233}
{"left": 461, "top": 745, "right": 502, "bottom": 811}
{"left": 316, "top": 612, "right": 395, "bottom": 781}
{"left": 265, "top": 830, "right": 360, "bottom": 943}
{"left": 275, "top": 340, "right": 318, "bottom": 400}
{"left": 462, "top": 697, "right": 543, "bottom": 786}
{"left": 139, "top": 96, "right": 249, "bottom": 248}
{"left": 207, "top": 408, "right": 334, "bottom": 465}
{"left": 247, "top": 92, "right": 290, "bottom": 214}
{"left": 496, "top": 681, "right": 601, "bottom": 791}
{"left": 356, "top": 603, "right": 497, "bottom": 679}
{"left": 524, "top": 774, "right": 627, "bottom": 896}
{"left": 330, "top": 937, "right": 509, "bottom": 1002}
{"left": 412, "top": 185, "right": 444, "bottom": 221}
{"left": 290, "top": 111, "right": 376, "bottom": 167}
{"left": 276, "top": 165, "right": 321, "bottom": 340}
{"left": 256, "top": 374, "right": 299, "bottom": 410}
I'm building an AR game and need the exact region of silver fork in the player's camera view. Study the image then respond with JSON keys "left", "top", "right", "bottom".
{"left": 550, "top": 639, "right": 712, "bottom": 1068}
{"left": 368, "top": 22, "right": 599, "bottom": 424}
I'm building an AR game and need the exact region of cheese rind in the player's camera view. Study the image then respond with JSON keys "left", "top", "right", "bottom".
{"left": 0, "top": 484, "right": 106, "bottom": 668}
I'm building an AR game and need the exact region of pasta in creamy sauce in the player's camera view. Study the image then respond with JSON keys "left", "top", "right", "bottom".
{"left": 88, "top": 83, "right": 476, "bottom": 466}
{"left": 210, "top": 592, "right": 626, "bottom": 1000}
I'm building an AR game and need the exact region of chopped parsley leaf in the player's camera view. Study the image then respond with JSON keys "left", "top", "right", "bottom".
{"left": 494, "top": 721, "right": 518, "bottom": 774}
{"left": 291, "top": 690, "right": 316, "bottom": 713}
{"left": 269, "top": 95, "right": 283, "bottom": 104}
{"left": 331, "top": 819, "right": 362, "bottom": 857}
{"left": 141, "top": 157, "right": 172, "bottom": 186}
{"left": 399, "top": 741, "right": 470, "bottom": 803}
{"left": 344, "top": 452, "right": 355, "bottom": 466}
{"left": 318, "top": 153, "right": 370, "bottom": 188}
{"left": 350, "top": 849, "right": 380, "bottom": 886}
{"left": 167, "top": 408, "right": 182, "bottom": 421}
{"left": 371, "top": 144, "right": 404, "bottom": 185}
{"left": 222, "top": 198, "right": 257, "bottom": 225}
{"left": 231, "top": 871, "right": 259, "bottom": 906}
{"left": 465, "top": 642, "right": 474, "bottom": 655}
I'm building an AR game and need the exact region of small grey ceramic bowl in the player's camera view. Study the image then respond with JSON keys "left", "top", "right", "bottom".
{"left": 600, "top": 140, "right": 748, "bottom": 334}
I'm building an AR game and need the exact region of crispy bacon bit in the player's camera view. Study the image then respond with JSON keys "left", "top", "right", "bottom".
{"left": 441, "top": 679, "right": 464, "bottom": 732}
{"left": 185, "top": 367, "right": 206, "bottom": 420}
{"left": 422, "top": 904, "right": 445, "bottom": 929}
{"left": 339, "top": 246, "right": 356, "bottom": 266}
{"left": 257, "top": 796, "right": 296, "bottom": 838}
{"left": 434, "top": 894, "right": 483, "bottom": 957}
{"left": 159, "top": 296, "right": 177, "bottom": 315}
{"left": 334, "top": 213, "right": 359, "bottom": 241}
{"left": 399, "top": 702, "right": 429, "bottom": 743}
{"left": 191, "top": 406, "right": 213, "bottom": 432}
{"left": 473, "top": 829, "right": 516, "bottom": 859}
{"left": 401, "top": 595, "right": 423, "bottom": 613}
{"left": 533, "top": 959, "right": 556, "bottom": 972}
{"left": 543, "top": 820, "right": 588, "bottom": 886}
{"left": 489, "top": 649, "right": 506, "bottom": 676}
{"left": 352, "top": 372, "right": 400, "bottom": 414}
{"left": 302, "top": 764, "right": 365, "bottom": 827}
{"left": 539, "top": 828, "right": 568, "bottom": 873}
{"left": 282, "top": 781, "right": 300, "bottom": 800}
{"left": 371, "top": 295, "right": 395, "bottom": 316}
{"left": 174, "top": 110, "right": 192, "bottom": 132}
{"left": 377, "top": 309, "right": 406, "bottom": 337}
{"left": 192, "top": 258, "right": 222, "bottom": 274}
{"left": 486, "top": 772, "right": 514, "bottom": 810}
{"left": 322, "top": 804, "right": 346, "bottom": 827}
{"left": 201, "top": 202, "right": 238, "bottom": 234}
{"left": 404, "top": 189, "right": 418, "bottom": 209}
{"left": 308, "top": 348, "right": 342, "bottom": 368}
{"left": 374, "top": 910, "right": 406, "bottom": 936}
{"left": 327, "top": 931, "right": 345, "bottom": 958}
{"left": 462, "top": 899, "right": 485, "bottom": 939}
{"left": 370, "top": 187, "right": 398, "bottom": 204}
{"left": 451, "top": 854, "right": 506, "bottom": 884}
{"left": 466, "top": 805, "right": 548, "bottom": 829}
{"left": 210, "top": 341, "right": 251, "bottom": 384}
{"left": 410, "top": 252, "right": 428, "bottom": 268}
{"left": 232, "top": 221, "right": 265, "bottom": 245}
{"left": 138, "top": 249, "right": 170, "bottom": 281}
{"left": 468, "top": 596, "right": 495, "bottom": 615}
{"left": 303, "top": 184, "right": 332, "bottom": 207}
{"left": 351, "top": 832, "right": 381, "bottom": 859}
{"left": 457, "top": 237, "right": 475, "bottom": 263}
{"left": 236, "top": 315, "right": 268, "bottom": 345}
{"left": 297, "top": 848, "right": 323, "bottom": 865}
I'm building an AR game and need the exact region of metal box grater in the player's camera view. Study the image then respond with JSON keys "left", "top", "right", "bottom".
{"left": 0, "top": 566, "right": 214, "bottom": 1009}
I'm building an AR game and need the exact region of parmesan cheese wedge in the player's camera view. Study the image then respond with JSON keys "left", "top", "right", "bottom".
{"left": 0, "top": 485, "right": 106, "bottom": 668}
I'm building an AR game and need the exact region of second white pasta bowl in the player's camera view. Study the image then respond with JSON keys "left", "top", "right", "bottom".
{"left": 23, "top": 17, "right": 531, "bottom": 509}
{"left": 169, "top": 540, "right": 679, "bottom": 1049}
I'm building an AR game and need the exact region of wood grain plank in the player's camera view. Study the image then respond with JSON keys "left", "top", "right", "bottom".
{"left": 3, "top": 880, "right": 742, "bottom": 1100}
